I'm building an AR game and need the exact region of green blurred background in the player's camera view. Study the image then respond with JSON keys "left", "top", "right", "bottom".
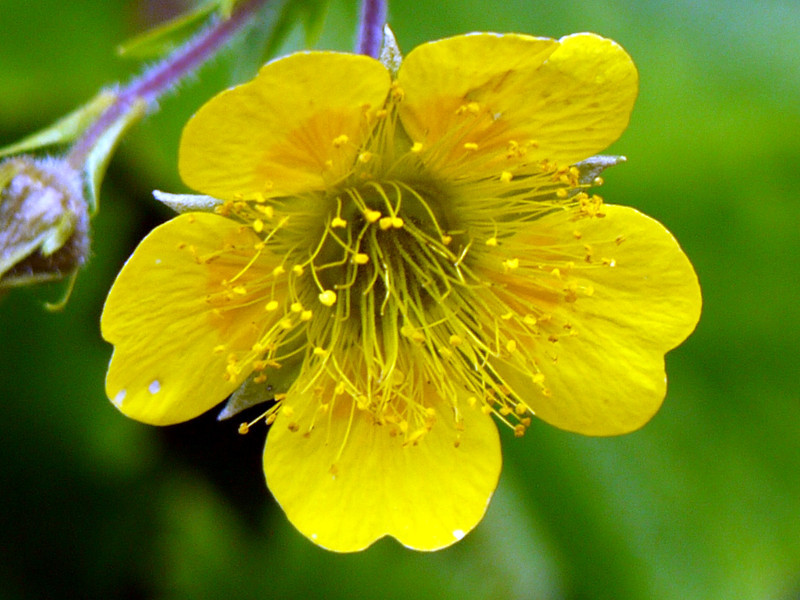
{"left": 1, "top": 1, "right": 798, "bottom": 598}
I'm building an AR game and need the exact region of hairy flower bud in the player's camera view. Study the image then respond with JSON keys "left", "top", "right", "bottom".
{"left": 0, "top": 156, "right": 89, "bottom": 288}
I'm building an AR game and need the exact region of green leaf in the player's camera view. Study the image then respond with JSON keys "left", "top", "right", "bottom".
{"left": 0, "top": 92, "right": 116, "bottom": 158}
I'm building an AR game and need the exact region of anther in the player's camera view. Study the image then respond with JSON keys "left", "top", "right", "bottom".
{"left": 332, "top": 134, "right": 349, "bottom": 148}
{"left": 331, "top": 216, "right": 347, "bottom": 228}
{"left": 502, "top": 258, "right": 519, "bottom": 272}
{"left": 265, "top": 300, "right": 279, "bottom": 312}
{"left": 364, "top": 209, "right": 382, "bottom": 223}
{"left": 500, "top": 171, "right": 513, "bottom": 183}
{"left": 318, "top": 290, "right": 337, "bottom": 306}
{"left": 354, "top": 253, "right": 370, "bottom": 264}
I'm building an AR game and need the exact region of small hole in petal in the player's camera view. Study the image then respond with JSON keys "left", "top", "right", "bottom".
{"left": 148, "top": 380, "right": 161, "bottom": 394}
{"left": 113, "top": 389, "right": 127, "bottom": 407}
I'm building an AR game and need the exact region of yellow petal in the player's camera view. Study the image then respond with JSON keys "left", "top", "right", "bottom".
{"left": 264, "top": 382, "right": 501, "bottom": 552}
{"left": 179, "top": 52, "right": 391, "bottom": 199}
{"left": 397, "top": 33, "right": 637, "bottom": 177}
{"left": 102, "top": 213, "right": 278, "bottom": 425}
{"left": 495, "top": 205, "right": 701, "bottom": 435}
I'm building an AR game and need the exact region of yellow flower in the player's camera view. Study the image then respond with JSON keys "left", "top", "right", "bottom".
{"left": 102, "top": 32, "right": 701, "bottom": 552}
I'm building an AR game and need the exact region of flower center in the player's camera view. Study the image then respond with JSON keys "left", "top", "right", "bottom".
{"left": 220, "top": 155, "right": 608, "bottom": 443}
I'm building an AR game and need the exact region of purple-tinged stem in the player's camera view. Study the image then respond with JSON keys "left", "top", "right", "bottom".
{"left": 356, "top": 0, "right": 387, "bottom": 59}
{"left": 67, "top": 0, "right": 269, "bottom": 169}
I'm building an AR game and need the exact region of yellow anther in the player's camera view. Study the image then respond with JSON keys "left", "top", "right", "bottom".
{"left": 467, "top": 396, "right": 477, "bottom": 407}
{"left": 292, "top": 264, "right": 305, "bottom": 276}
{"left": 556, "top": 188, "right": 569, "bottom": 198}
{"left": 523, "top": 315, "right": 537, "bottom": 326}
{"left": 265, "top": 300, "right": 279, "bottom": 312}
{"left": 501, "top": 311, "right": 514, "bottom": 320}
{"left": 238, "top": 423, "right": 250, "bottom": 435}
{"left": 358, "top": 152, "right": 373, "bottom": 164}
{"left": 313, "top": 346, "right": 328, "bottom": 357}
{"left": 441, "top": 234, "right": 452, "bottom": 245}
{"left": 506, "top": 339, "right": 517, "bottom": 353}
{"left": 318, "top": 290, "right": 337, "bottom": 306}
{"left": 213, "top": 344, "right": 226, "bottom": 354}
{"left": 463, "top": 142, "right": 479, "bottom": 151}
{"left": 502, "top": 257, "right": 519, "bottom": 272}
{"left": 500, "top": 170, "right": 513, "bottom": 183}
{"left": 272, "top": 265, "right": 285, "bottom": 277}
{"left": 279, "top": 318, "right": 293, "bottom": 329}
{"left": 354, "top": 253, "right": 370, "bottom": 265}
{"left": 331, "top": 216, "right": 347, "bottom": 228}
{"left": 233, "top": 285, "right": 247, "bottom": 295}
{"left": 300, "top": 310, "right": 313, "bottom": 321}
{"left": 515, "top": 403, "right": 528, "bottom": 415}
{"left": 364, "top": 208, "right": 382, "bottom": 223}
{"left": 253, "top": 219, "right": 264, "bottom": 233}
{"left": 551, "top": 267, "right": 562, "bottom": 278}
{"left": 410, "top": 141, "right": 423, "bottom": 153}
{"left": 282, "top": 406, "right": 295, "bottom": 418}
{"left": 290, "top": 302, "right": 303, "bottom": 313}
{"left": 378, "top": 216, "right": 394, "bottom": 230}
{"left": 459, "top": 101, "right": 480, "bottom": 114}
{"left": 449, "top": 334, "right": 462, "bottom": 347}
{"left": 391, "top": 217, "right": 404, "bottom": 229}
{"left": 332, "top": 134, "right": 349, "bottom": 148}
{"left": 486, "top": 237, "right": 498, "bottom": 247}
{"left": 513, "top": 424, "right": 526, "bottom": 438}
{"left": 334, "top": 381, "right": 346, "bottom": 395}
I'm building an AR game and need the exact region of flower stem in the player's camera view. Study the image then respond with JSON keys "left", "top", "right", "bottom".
{"left": 356, "top": 0, "right": 387, "bottom": 59}
{"left": 67, "top": 0, "right": 269, "bottom": 170}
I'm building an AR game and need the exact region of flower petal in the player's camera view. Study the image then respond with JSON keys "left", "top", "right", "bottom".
{"left": 495, "top": 205, "right": 701, "bottom": 435}
{"left": 102, "top": 213, "right": 279, "bottom": 425}
{"left": 179, "top": 53, "right": 391, "bottom": 199}
{"left": 264, "top": 383, "right": 501, "bottom": 552}
{"left": 397, "top": 33, "right": 637, "bottom": 177}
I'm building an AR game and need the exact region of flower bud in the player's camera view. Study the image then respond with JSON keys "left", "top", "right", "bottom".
{"left": 0, "top": 156, "right": 90, "bottom": 288}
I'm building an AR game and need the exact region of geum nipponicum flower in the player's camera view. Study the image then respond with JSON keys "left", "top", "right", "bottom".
{"left": 102, "top": 32, "right": 701, "bottom": 552}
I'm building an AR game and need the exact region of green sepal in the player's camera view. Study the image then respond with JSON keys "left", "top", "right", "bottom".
{"left": 218, "top": 357, "right": 302, "bottom": 420}
{"left": 82, "top": 100, "right": 147, "bottom": 214}
{"left": 117, "top": 2, "right": 217, "bottom": 59}
{"left": 152, "top": 190, "right": 223, "bottom": 214}
{"left": 0, "top": 92, "right": 116, "bottom": 159}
